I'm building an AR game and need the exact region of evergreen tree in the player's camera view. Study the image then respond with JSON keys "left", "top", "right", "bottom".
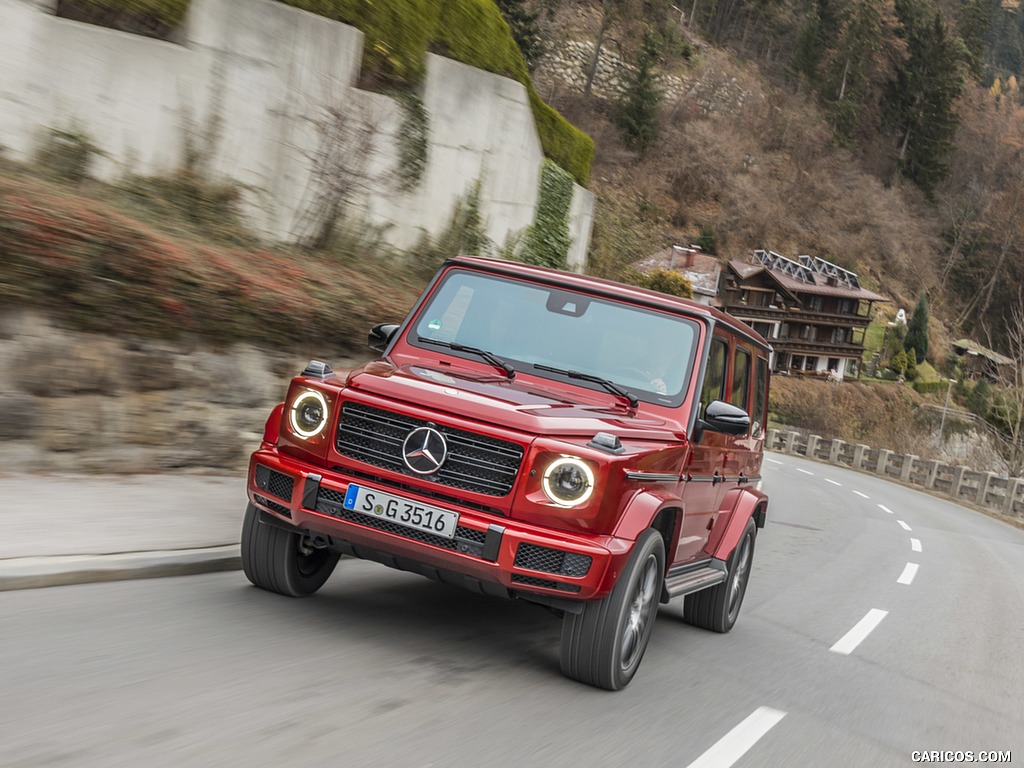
{"left": 890, "top": 347, "right": 908, "bottom": 377}
{"left": 905, "top": 347, "right": 919, "bottom": 380}
{"left": 615, "top": 31, "right": 663, "bottom": 152}
{"left": 496, "top": 0, "right": 546, "bottom": 71}
{"left": 904, "top": 292, "right": 930, "bottom": 363}
{"left": 821, "top": 0, "right": 907, "bottom": 145}
{"left": 885, "top": 1, "right": 966, "bottom": 197}
{"left": 967, "top": 377, "right": 991, "bottom": 417}
{"left": 697, "top": 224, "right": 718, "bottom": 254}
{"left": 792, "top": 0, "right": 828, "bottom": 81}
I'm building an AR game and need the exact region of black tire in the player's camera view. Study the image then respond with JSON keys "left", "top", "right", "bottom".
{"left": 683, "top": 516, "right": 756, "bottom": 633}
{"left": 560, "top": 529, "right": 665, "bottom": 691}
{"left": 241, "top": 504, "right": 340, "bottom": 597}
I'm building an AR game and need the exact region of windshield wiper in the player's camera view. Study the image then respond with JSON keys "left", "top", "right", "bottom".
{"left": 418, "top": 338, "right": 516, "bottom": 379}
{"left": 533, "top": 364, "right": 639, "bottom": 408}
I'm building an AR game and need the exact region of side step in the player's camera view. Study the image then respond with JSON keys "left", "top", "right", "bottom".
{"left": 662, "top": 559, "right": 728, "bottom": 601}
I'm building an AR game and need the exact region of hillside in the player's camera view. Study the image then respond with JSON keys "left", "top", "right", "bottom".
{"left": 522, "top": 0, "right": 1023, "bottom": 360}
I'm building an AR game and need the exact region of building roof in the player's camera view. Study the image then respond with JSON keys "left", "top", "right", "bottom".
{"left": 953, "top": 339, "right": 1014, "bottom": 367}
{"left": 727, "top": 254, "right": 888, "bottom": 302}
{"left": 636, "top": 246, "right": 722, "bottom": 297}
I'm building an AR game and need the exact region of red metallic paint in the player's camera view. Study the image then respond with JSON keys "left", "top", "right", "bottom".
{"left": 246, "top": 256, "right": 770, "bottom": 607}
{"left": 706, "top": 486, "right": 767, "bottom": 560}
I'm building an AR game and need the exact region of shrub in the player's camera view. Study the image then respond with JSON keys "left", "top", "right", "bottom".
{"left": 276, "top": 0, "right": 594, "bottom": 185}
{"left": 623, "top": 268, "right": 694, "bottom": 298}
{"left": 55, "top": 0, "right": 189, "bottom": 40}
{"left": 0, "top": 175, "right": 422, "bottom": 349}
{"left": 35, "top": 127, "right": 101, "bottom": 184}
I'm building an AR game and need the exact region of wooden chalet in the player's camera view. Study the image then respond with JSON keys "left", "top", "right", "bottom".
{"left": 718, "top": 249, "right": 889, "bottom": 380}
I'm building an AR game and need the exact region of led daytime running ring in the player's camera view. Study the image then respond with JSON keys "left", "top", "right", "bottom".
{"left": 542, "top": 457, "right": 595, "bottom": 507}
{"left": 289, "top": 390, "right": 329, "bottom": 438}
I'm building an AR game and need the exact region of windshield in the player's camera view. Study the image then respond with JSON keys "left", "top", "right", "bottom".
{"left": 411, "top": 269, "right": 701, "bottom": 405}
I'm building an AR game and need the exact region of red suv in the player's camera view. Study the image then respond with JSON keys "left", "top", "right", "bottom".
{"left": 242, "top": 256, "right": 770, "bottom": 690}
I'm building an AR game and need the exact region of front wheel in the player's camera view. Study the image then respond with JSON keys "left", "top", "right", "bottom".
{"left": 560, "top": 529, "right": 665, "bottom": 690}
{"left": 683, "top": 516, "right": 756, "bottom": 633}
{"left": 241, "top": 504, "right": 340, "bottom": 597}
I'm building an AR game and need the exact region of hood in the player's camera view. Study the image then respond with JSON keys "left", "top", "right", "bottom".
{"left": 342, "top": 361, "right": 686, "bottom": 441}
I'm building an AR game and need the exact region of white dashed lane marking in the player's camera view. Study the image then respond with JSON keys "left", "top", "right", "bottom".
{"left": 879, "top": 504, "right": 894, "bottom": 514}
{"left": 897, "top": 520, "right": 912, "bottom": 531}
{"left": 766, "top": 458, "right": 783, "bottom": 465}
{"left": 897, "top": 563, "right": 919, "bottom": 585}
{"left": 685, "top": 707, "right": 788, "bottom": 768}
{"left": 853, "top": 490, "right": 870, "bottom": 499}
{"left": 825, "top": 479, "right": 842, "bottom": 486}
{"left": 830, "top": 609, "right": 889, "bottom": 655}
{"left": 910, "top": 538, "right": 922, "bottom": 552}
{"left": 796, "top": 468, "right": 814, "bottom": 475}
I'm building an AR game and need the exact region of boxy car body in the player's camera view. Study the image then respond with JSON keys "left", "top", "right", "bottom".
{"left": 242, "top": 256, "right": 770, "bottom": 689}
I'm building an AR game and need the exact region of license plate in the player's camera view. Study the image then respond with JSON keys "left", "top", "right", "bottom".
{"left": 343, "top": 484, "right": 459, "bottom": 539}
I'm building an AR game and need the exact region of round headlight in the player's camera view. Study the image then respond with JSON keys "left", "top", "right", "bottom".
{"left": 542, "top": 457, "right": 595, "bottom": 507}
{"left": 289, "top": 390, "right": 329, "bottom": 438}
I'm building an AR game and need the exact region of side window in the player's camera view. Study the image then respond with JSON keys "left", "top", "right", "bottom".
{"left": 753, "top": 357, "right": 768, "bottom": 438}
{"left": 701, "top": 338, "right": 728, "bottom": 410}
{"left": 731, "top": 348, "right": 751, "bottom": 410}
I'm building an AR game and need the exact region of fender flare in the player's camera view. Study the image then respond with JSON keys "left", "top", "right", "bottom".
{"left": 612, "top": 489, "right": 684, "bottom": 545}
{"left": 710, "top": 487, "right": 768, "bottom": 561}
{"left": 263, "top": 402, "right": 285, "bottom": 445}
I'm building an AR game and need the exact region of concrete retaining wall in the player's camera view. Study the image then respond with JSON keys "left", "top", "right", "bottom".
{"left": 0, "top": 0, "right": 593, "bottom": 269}
{"left": 767, "top": 428, "right": 1024, "bottom": 523}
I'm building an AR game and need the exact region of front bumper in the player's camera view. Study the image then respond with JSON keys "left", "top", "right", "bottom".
{"left": 247, "top": 447, "right": 632, "bottom": 602}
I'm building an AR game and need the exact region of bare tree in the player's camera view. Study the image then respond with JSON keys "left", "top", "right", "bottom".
{"left": 993, "top": 293, "right": 1024, "bottom": 476}
{"left": 291, "top": 95, "right": 389, "bottom": 251}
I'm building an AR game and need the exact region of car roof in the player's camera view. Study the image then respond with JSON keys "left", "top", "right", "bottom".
{"left": 447, "top": 256, "right": 772, "bottom": 353}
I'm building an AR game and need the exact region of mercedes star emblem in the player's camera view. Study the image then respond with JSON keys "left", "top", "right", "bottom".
{"left": 402, "top": 426, "right": 448, "bottom": 475}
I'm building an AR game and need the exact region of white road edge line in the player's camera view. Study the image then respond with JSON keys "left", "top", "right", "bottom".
{"left": 879, "top": 504, "right": 894, "bottom": 514}
{"left": 853, "top": 490, "right": 870, "bottom": 499}
{"left": 830, "top": 609, "right": 889, "bottom": 655}
{"left": 825, "top": 479, "right": 842, "bottom": 486}
{"left": 897, "top": 520, "right": 912, "bottom": 531}
{"left": 796, "top": 468, "right": 814, "bottom": 475}
{"left": 910, "top": 538, "right": 922, "bottom": 552}
{"left": 898, "top": 563, "right": 919, "bottom": 585}
{"left": 685, "top": 706, "right": 788, "bottom": 768}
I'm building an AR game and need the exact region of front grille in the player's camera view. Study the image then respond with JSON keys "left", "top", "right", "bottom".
{"left": 316, "top": 487, "right": 489, "bottom": 557}
{"left": 511, "top": 574, "right": 582, "bottom": 593}
{"left": 254, "top": 494, "right": 291, "bottom": 518}
{"left": 336, "top": 402, "right": 524, "bottom": 496}
{"left": 514, "top": 543, "right": 592, "bottom": 577}
{"left": 255, "top": 465, "right": 294, "bottom": 502}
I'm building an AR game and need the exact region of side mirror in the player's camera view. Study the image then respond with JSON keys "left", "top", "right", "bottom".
{"left": 699, "top": 400, "right": 750, "bottom": 437}
{"left": 368, "top": 323, "right": 400, "bottom": 353}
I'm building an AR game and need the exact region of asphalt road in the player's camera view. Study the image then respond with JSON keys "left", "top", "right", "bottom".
{"left": 1, "top": 454, "right": 1021, "bottom": 768}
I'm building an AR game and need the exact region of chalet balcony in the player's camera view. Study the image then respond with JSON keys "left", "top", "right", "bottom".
{"left": 772, "top": 338, "right": 866, "bottom": 356}
{"left": 722, "top": 302, "right": 871, "bottom": 327}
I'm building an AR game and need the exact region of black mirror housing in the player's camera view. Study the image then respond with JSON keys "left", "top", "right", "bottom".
{"left": 702, "top": 400, "right": 750, "bottom": 436}
{"left": 368, "top": 323, "right": 400, "bottom": 353}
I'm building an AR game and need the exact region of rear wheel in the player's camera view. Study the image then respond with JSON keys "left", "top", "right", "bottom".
{"left": 241, "top": 504, "right": 339, "bottom": 596}
{"left": 560, "top": 529, "right": 665, "bottom": 690}
{"left": 683, "top": 516, "right": 756, "bottom": 632}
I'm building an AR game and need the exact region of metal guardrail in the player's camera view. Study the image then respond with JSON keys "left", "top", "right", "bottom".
{"left": 765, "top": 428, "right": 1024, "bottom": 523}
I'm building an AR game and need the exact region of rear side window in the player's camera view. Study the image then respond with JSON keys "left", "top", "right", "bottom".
{"left": 701, "top": 338, "right": 728, "bottom": 410}
{"left": 753, "top": 357, "right": 768, "bottom": 438}
{"left": 731, "top": 348, "right": 751, "bottom": 410}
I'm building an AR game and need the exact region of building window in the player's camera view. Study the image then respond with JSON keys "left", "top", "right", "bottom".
{"left": 805, "top": 356, "right": 817, "bottom": 371}
{"left": 807, "top": 296, "right": 823, "bottom": 311}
